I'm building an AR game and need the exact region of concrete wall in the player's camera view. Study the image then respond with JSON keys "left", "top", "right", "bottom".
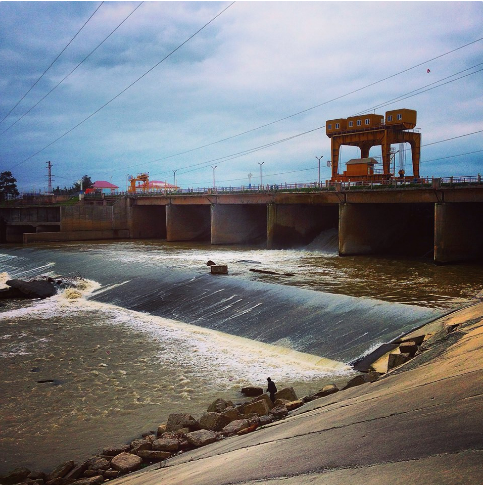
{"left": 61, "top": 205, "right": 114, "bottom": 232}
{"left": 339, "top": 203, "right": 434, "bottom": 257}
{"left": 267, "top": 204, "right": 339, "bottom": 249}
{"left": 434, "top": 203, "right": 483, "bottom": 263}
{"left": 166, "top": 204, "right": 211, "bottom": 242}
{"left": 130, "top": 205, "right": 166, "bottom": 239}
{"left": 23, "top": 230, "right": 130, "bottom": 244}
{"left": 211, "top": 204, "right": 267, "bottom": 245}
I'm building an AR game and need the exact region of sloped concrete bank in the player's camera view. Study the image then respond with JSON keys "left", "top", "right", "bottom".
{"left": 2, "top": 296, "right": 482, "bottom": 485}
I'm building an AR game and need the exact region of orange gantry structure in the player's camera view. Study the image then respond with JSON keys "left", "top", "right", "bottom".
{"left": 326, "top": 109, "right": 421, "bottom": 182}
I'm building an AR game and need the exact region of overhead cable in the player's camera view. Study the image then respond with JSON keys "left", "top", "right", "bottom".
{"left": 9, "top": 1, "right": 236, "bottom": 170}
{"left": 2, "top": 2, "right": 143, "bottom": 135}
{"left": 0, "top": 2, "right": 104, "bottom": 126}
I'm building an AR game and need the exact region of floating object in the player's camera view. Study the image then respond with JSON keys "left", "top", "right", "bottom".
{"left": 210, "top": 265, "right": 228, "bottom": 275}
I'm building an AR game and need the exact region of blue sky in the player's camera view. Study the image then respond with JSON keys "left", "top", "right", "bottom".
{"left": 0, "top": 1, "right": 482, "bottom": 192}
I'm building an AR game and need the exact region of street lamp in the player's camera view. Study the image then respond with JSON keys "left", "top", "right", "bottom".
{"left": 212, "top": 165, "right": 217, "bottom": 189}
{"left": 258, "top": 162, "right": 265, "bottom": 188}
{"left": 173, "top": 169, "right": 178, "bottom": 188}
{"left": 248, "top": 172, "right": 253, "bottom": 188}
{"left": 315, "top": 156, "right": 324, "bottom": 187}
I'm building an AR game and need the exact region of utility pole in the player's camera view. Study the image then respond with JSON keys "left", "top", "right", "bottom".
{"left": 248, "top": 172, "right": 253, "bottom": 188}
{"left": 212, "top": 165, "right": 217, "bottom": 189}
{"left": 173, "top": 169, "right": 178, "bottom": 188}
{"left": 46, "top": 161, "right": 53, "bottom": 194}
{"left": 315, "top": 156, "right": 323, "bottom": 187}
{"left": 258, "top": 162, "right": 264, "bottom": 188}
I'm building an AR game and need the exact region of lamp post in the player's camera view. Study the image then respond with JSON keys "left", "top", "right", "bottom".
{"left": 315, "top": 155, "right": 323, "bottom": 187}
{"left": 212, "top": 165, "right": 217, "bottom": 190}
{"left": 173, "top": 169, "right": 178, "bottom": 188}
{"left": 248, "top": 172, "right": 253, "bottom": 188}
{"left": 258, "top": 162, "right": 264, "bottom": 189}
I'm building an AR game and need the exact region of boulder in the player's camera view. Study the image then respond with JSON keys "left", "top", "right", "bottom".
{"left": 398, "top": 341, "right": 418, "bottom": 357}
{"left": 72, "top": 476, "right": 104, "bottom": 485}
{"left": 103, "top": 470, "right": 120, "bottom": 479}
{"left": 243, "top": 399, "right": 270, "bottom": 416}
{"left": 343, "top": 371, "right": 379, "bottom": 390}
{"left": 241, "top": 386, "right": 264, "bottom": 397}
{"left": 102, "top": 445, "right": 130, "bottom": 457}
{"left": 83, "top": 470, "right": 100, "bottom": 478}
{"left": 258, "top": 415, "right": 274, "bottom": 426}
{"left": 221, "top": 419, "right": 250, "bottom": 436}
{"left": 129, "top": 439, "right": 152, "bottom": 454}
{"left": 237, "top": 423, "right": 258, "bottom": 435}
{"left": 86, "top": 457, "right": 110, "bottom": 471}
{"left": 274, "top": 387, "right": 298, "bottom": 402}
{"left": 199, "top": 412, "right": 232, "bottom": 431}
{"left": 136, "top": 450, "right": 172, "bottom": 462}
{"left": 388, "top": 353, "right": 411, "bottom": 370}
{"left": 27, "top": 471, "right": 46, "bottom": 481}
{"left": 270, "top": 404, "right": 288, "bottom": 419}
{"left": 152, "top": 438, "right": 179, "bottom": 452}
{"left": 0, "top": 467, "right": 31, "bottom": 485}
{"left": 285, "top": 399, "right": 304, "bottom": 411}
{"left": 314, "top": 384, "right": 339, "bottom": 398}
{"left": 6, "top": 279, "right": 57, "bottom": 299}
{"left": 221, "top": 406, "right": 241, "bottom": 422}
{"left": 48, "top": 461, "right": 75, "bottom": 481}
{"left": 64, "top": 463, "right": 88, "bottom": 481}
{"left": 250, "top": 393, "right": 274, "bottom": 410}
{"left": 45, "top": 478, "right": 69, "bottom": 485}
{"left": 166, "top": 413, "right": 200, "bottom": 432}
{"left": 186, "top": 430, "right": 218, "bottom": 448}
{"left": 110, "top": 453, "right": 142, "bottom": 473}
{"left": 156, "top": 424, "right": 167, "bottom": 437}
{"left": 207, "top": 398, "right": 233, "bottom": 413}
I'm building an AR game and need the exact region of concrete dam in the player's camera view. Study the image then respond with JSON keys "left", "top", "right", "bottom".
{"left": 1, "top": 185, "right": 482, "bottom": 264}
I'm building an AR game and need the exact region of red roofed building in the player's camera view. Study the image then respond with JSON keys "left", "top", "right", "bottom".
{"left": 87, "top": 181, "right": 119, "bottom": 194}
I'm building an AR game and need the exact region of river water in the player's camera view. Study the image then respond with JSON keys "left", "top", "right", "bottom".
{"left": 1, "top": 235, "right": 482, "bottom": 474}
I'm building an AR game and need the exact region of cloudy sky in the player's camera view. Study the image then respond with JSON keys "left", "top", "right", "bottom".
{"left": 0, "top": 1, "right": 482, "bottom": 192}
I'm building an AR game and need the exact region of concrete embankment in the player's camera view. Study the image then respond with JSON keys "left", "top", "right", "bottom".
{"left": 113, "top": 299, "right": 483, "bottom": 485}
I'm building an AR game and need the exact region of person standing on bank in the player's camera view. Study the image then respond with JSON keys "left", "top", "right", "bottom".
{"left": 267, "top": 377, "right": 277, "bottom": 403}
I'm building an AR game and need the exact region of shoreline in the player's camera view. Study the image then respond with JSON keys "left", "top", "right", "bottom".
{"left": 2, "top": 294, "right": 482, "bottom": 484}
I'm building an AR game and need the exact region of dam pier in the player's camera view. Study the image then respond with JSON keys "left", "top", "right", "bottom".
{"left": 1, "top": 181, "right": 482, "bottom": 264}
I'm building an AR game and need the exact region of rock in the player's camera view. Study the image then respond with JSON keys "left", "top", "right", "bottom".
{"left": 314, "top": 384, "right": 339, "bottom": 398}
{"left": 243, "top": 399, "right": 270, "bottom": 416}
{"left": 206, "top": 260, "right": 216, "bottom": 266}
{"left": 250, "top": 393, "right": 274, "bottom": 410}
{"left": 186, "top": 429, "right": 218, "bottom": 448}
{"left": 86, "top": 457, "right": 110, "bottom": 471}
{"left": 27, "top": 471, "right": 46, "bottom": 481}
{"left": 343, "top": 371, "right": 380, "bottom": 390}
{"left": 72, "top": 476, "right": 104, "bottom": 485}
{"left": 166, "top": 413, "right": 200, "bottom": 432}
{"left": 156, "top": 424, "right": 167, "bottom": 437}
{"left": 207, "top": 398, "right": 233, "bottom": 413}
{"left": 275, "top": 387, "right": 298, "bottom": 402}
{"left": 0, "top": 467, "right": 31, "bottom": 484}
{"left": 221, "top": 406, "right": 241, "bottom": 422}
{"left": 210, "top": 265, "right": 228, "bottom": 275}
{"left": 399, "top": 341, "right": 418, "bottom": 357}
{"left": 241, "top": 386, "right": 264, "bottom": 397}
{"left": 6, "top": 279, "right": 57, "bottom": 299}
{"left": 129, "top": 439, "right": 151, "bottom": 454}
{"left": 258, "top": 415, "right": 274, "bottom": 426}
{"left": 45, "top": 478, "right": 68, "bottom": 485}
{"left": 64, "top": 462, "right": 88, "bottom": 481}
{"left": 110, "top": 453, "right": 142, "bottom": 474}
{"left": 285, "top": 399, "right": 304, "bottom": 411}
{"left": 221, "top": 419, "right": 250, "bottom": 436}
{"left": 388, "top": 352, "right": 411, "bottom": 370}
{"left": 270, "top": 404, "right": 288, "bottom": 419}
{"left": 48, "top": 461, "right": 75, "bottom": 481}
{"left": 237, "top": 423, "right": 258, "bottom": 435}
{"left": 101, "top": 445, "right": 130, "bottom": 457}
{"left": 136, "top": 450, "right": 172, "bottom": 462}
{"left": 199, "top": 412, "right": 232, "bottom": 431}
{"left": 103, "top": 470, "right": 120, "bottom": 479}
{"left": 83, "top": 470, "right": 100, "bottom": 478}
{"left": 152, "top": 438, "right": 179, "bottom": 452}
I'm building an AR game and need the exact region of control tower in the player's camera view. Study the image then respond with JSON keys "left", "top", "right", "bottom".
{"left": 326, "top": 109, "right": 421, "bottom": 182}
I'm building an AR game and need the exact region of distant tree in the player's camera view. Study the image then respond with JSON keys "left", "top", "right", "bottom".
{"left": 72, "top": 175, "right": 93, "bottom": 192}
{"left": 0, "top": 171, "right": 19, "bottom": 202}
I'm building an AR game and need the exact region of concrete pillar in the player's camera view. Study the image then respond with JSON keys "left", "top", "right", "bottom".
{"left": 434, "top": 203, "right": 483, "bottom": 263}
{"left": 211, "top": 204, "right": 266, "bottom": 245}
{"left": 166, "top": 204, "right": 211, "bottom": 242}
{"left": 267, "top": 204, "right": 338, "bottom": 249}
{"left": 339, "top": 203, "right": 434, "bottom": 256}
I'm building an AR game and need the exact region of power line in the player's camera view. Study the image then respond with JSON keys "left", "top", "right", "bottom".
{"left": 0, "top": 2, "right": 104, "bottom": 126}
{"left": 141, "top": 36, "right": 483, "bottom": 166}
{"left": 1, "top": 2, "right": 142, "bottom": 135}
{"left": 9, "top": 2, "right": 236, "bottom": 170}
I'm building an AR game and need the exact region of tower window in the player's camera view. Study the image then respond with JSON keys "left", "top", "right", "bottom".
{"left": 365, "top": 118, "right": 370, "bottom": 125}
{"left": 335, "top": 123, "right": 340, "bottom": 129}
{"left": 328, "top": 124, "right": 332, "bottom": 130}
{"left": 397, "top": 113, "right": 403, "bottom": 120}
{"left": 349, "top": 121, "right": 353, "bottom": 127}
{"left": 357, "top": 120, "right": 362, "bottom": 126}
{"left": 387, "top": 115, "right": 393, "bottom": 122}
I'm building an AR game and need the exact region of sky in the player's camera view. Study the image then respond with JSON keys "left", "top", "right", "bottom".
{"left": 0, "top": 1, "right": 482, "bottom": 193}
